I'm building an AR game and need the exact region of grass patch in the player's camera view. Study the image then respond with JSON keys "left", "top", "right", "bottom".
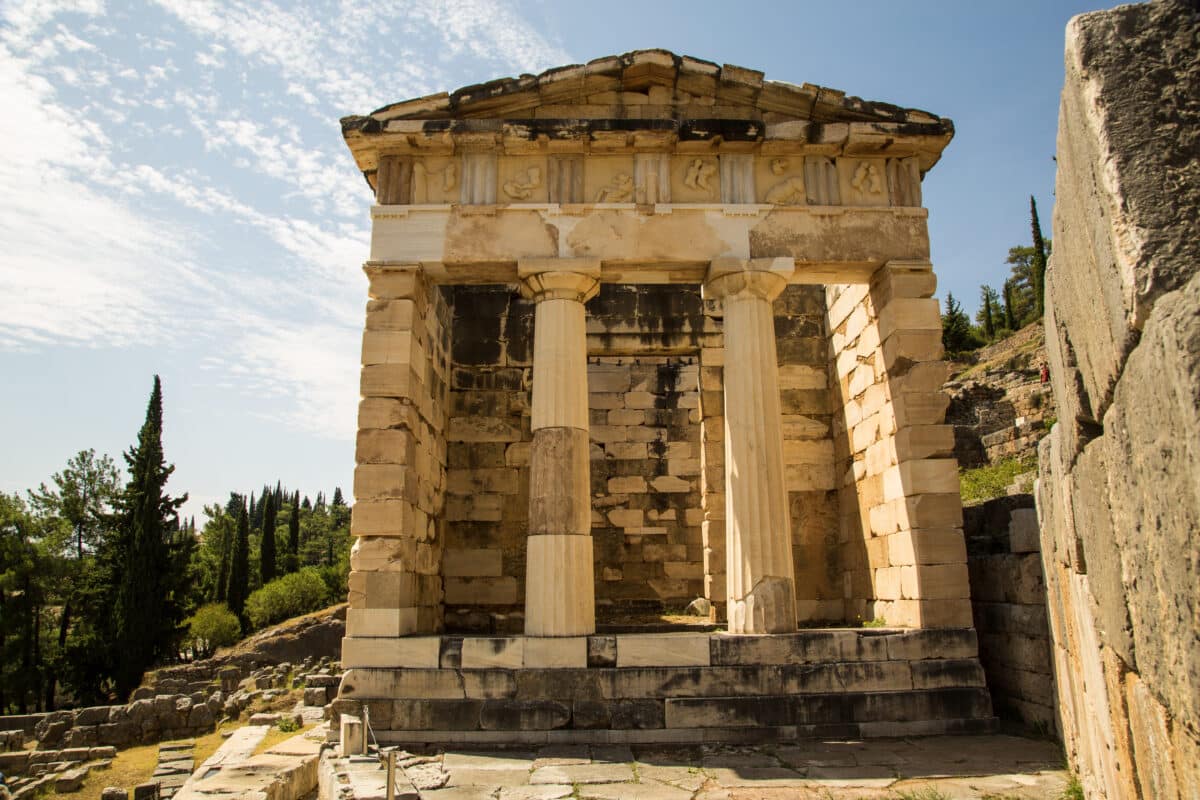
{"left": 895, "top": 788, "right": 952, "bottom": 800}
{"left": 960, "top": 455, "right": 1038, "bottom": 505}
{"left": 1061, "top": 775, "right": 1084, "bottom": 800}
{"left": 60, "top": 742, "right": 158, "bottom": 800}
{"left": 251, "top": 722, "right": 318, "bottom": 756}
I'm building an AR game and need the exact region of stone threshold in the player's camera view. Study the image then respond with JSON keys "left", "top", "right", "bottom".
{"left": 341, "top": 626, "right": 977, "bottom": 670}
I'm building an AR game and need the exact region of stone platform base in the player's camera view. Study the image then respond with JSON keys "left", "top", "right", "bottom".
{"left": 332, "top": 628, "right": 996, "bottom": 745}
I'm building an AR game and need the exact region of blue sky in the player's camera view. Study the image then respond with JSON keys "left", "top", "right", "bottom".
{"left": 0, "top": 0, "right": 1102, "bottom": 519}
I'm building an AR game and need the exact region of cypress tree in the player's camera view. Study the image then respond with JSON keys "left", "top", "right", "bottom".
{"left": 1003, "top": 280, "right": 1018, "bottom": 331}
{"left": 248, "top": 491, "right": 257, "bottom": 529}
{"left": 1030, "top": 196, "right": 1048, "bottom": 317}
{"left": 979, "top": 285, "right": 996, "bottom": 340}
{"left": 227, "top": 501, "right": 250, "bottom": 619}
{"left": 108, "top": 376, "right": 188, "bottom": 697}
{"left": 287, "top": 490, "right": 300, "bottom": 572}
{"left": 214, "top": 515, "right": 230, "bottom": 603}
{"left": 260, "top": 493, "right": 277, "bottom": 585}
{"left": 331, "top": 487, "right": 345, "bottom": 507}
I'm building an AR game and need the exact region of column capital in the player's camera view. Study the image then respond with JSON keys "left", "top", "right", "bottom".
{"left": 518, "top": 258, "right": 601, "bottom": 303}
{"left": 704, "top": 257, "right": 795, "bottom": 302}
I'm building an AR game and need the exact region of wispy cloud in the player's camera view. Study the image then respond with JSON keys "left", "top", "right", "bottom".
{"left": 0, "top": 0, "right": 569, "bottom": 438}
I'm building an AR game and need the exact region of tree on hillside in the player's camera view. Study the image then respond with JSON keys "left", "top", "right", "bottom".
{"left": 286, "top": 491, "right": 300, "bottom": 573}
{"left": 331, "top": 487, "right": 345, "bottom": 507}
{"left": 27, "top": 450, "right": 120, "bottom": 709}
{"left": 941, "top": 292, "right": 982, "bottom": 354}
{"left": 0, "top": 493, "right": 48, "bottom": 713}
{"left": 260, "top": 493, "right": 277, "bottom": 585}
{"left": 977, "top": 285, "right": 999, "bottom": 341}
{"left": 106, "top": 376, "right": 189, "bottom": 698}
{"left": 226, "top": 501, "right": 250, "bottom": 621}
{"left": 1030, "top": 196, "right": 1048, "bottom": 317}
{"left": 1002, "top": 280, "right": 1019, "bottom": 331}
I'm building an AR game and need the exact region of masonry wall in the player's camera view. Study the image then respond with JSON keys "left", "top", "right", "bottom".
{"left": 1038, "top": 3, "right": 1200, "bottom": 797}
{"left": 825, "top": 263, "right": 972, "bottom": 629}
{"left": 439, "top": 282, "right": 838, "bottom": 629}
{"left": 963, "top": 495, "right": 1055, "bottom": 729}
{"left": 347, "top": 267, "right": 452, "bottom": 650}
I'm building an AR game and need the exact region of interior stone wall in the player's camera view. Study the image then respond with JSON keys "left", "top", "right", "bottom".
{"left": 1038, "top": 3, "right": 1200, "bottom": 797}
{"left": 439, "top": 282, "right": 839, "bottom": 629}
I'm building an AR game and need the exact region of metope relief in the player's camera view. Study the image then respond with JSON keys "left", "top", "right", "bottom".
{"left": 412, "top": 160, "right": 458, "bottom": 204}
{"left": 595, "top": 173, "right": 634, "bottom": 202}
{"left": 502, "top": 166, "right": 543, "bottom": 201}
{"left": 762, "top": 158, "right": 807, "bottom": 206}
{"left": 672, "top": 157, "right": 717, "bottom": 202}
{"left": 838, "top": 157, "right": 888, "bottom": 207}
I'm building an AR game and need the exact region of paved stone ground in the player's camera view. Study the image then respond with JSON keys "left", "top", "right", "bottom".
{"left": 392, "top": 735, "right": 1068, "bottom": 800}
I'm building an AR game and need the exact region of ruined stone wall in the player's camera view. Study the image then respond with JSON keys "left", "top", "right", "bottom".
{"left": 1039, "top": 3, "right": 1200, "bottom": 796}
{"left": 963, "top": 495, "right": 1055, "bottom": 728}
{"left": 826, "top": 263, "right": 972, "bottom": 629}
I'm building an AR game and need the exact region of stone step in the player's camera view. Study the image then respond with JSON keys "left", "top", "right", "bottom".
{"left": 354, "top": 687, "right": 993, "bottom": 732}
{"left": 341, "top": 658, "right": 986, "bottom": 703}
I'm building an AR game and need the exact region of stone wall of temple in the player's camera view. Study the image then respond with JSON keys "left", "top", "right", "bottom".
{"left": 437, "top": 282, "right": 837, "bottom": 629}
{"left": 825, "top": 264, "right": 972, "bottom": 629}
{"left": 346, "top": 267, "right": 452, "bottom": 653}
{"left": 1038, "top": 2, "right": 1200, "bottom": 796}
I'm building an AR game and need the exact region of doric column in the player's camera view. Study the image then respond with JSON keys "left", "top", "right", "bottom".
{"left": 518, "top": 258, "right": 601, "bottom": 636}
{"left": 705, "top": 257, "right": 798, "bottom": 634}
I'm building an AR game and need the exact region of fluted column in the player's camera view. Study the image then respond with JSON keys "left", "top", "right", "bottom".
{"left": 705, "top": 258, "right": 798, "bottom": 634}
{"left": 519, "top": 259, "right": 601, "bottom": 636}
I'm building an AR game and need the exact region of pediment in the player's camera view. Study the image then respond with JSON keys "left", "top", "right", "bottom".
{"left": 354, "top": 50, "right": 947, "bottom": 128}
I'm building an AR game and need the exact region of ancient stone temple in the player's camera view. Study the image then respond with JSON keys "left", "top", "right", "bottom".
{"left": 334, "top": 50, "right": 993, "bottom": 743}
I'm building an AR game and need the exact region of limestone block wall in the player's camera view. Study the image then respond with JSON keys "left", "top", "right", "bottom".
{"left": 1038, "top": 3, "right": 1200, "bottom": 797}
{"left": 826, "top": 262, "right": 971, "bottom": 629}
{"left": 437, "top": 282, "right": 838, "bottom": 629}
{"left": 963, "top": 496, "right": 1055, "bottom": 728}
{"left": 346, "top": 266, "right": 451, "bottom": 654}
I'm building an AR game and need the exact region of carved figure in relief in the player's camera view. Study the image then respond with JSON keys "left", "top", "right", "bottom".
{"left": 502, "top": 166, "right": 542, "bottom": 200}
{"left": 595, "top": 173, "right": 634, "bottom": 202}
{"left": 850, "top": 161, "right": 883, "bottom": 195}
{"left": 412, "top": 161, "right": 459, "bottom": 203}
{"left": 770, "top": 158, "right": 788, "bottom": 175}
{"left": 683, "top": 158, "right": 717, "bottom": 193}
{"left": 765, "top": 177, "right": 806, "bottom": 205}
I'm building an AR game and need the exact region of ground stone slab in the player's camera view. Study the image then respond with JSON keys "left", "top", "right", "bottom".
{"left": 530, "top": 763, "right": 636, "bottom": 785}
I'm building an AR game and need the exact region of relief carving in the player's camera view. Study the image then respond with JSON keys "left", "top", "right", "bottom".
{"left": 683, "top": 158, "right": 717, "bottom": 195}
{"left": 595, "top": 173, "right": 634, "bottom": 203}
{"left": 849, "top": 160, "right": 884, "bottom": 196}
{"left": 764, "top": 158, "right": 805, "bottom": 205}
{"left": 412, "top": 161, "right": 458, "bottom": 203}
{"left": 502, "top": 166, "right": 543, "bottom": 200}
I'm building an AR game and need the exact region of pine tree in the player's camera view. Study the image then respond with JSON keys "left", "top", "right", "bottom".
{"left": 226, "top": 501, "right": 250, "bottom": 620}
{"left": 287, "top": 490, "right": 300, "bottom": 573}
{"left": 107, "top": 376, "right": 188, "bottom": 697}
{"left": 941, "top": 292, "right": 980, "bottom": 354}
{"left": 1030, "top": 196, "right": 1048, "bottom": 318}
{"left": 260, "top": 493, "right": 277, "bottom": 585}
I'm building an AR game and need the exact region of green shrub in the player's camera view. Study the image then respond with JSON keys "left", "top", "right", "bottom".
{"left": 187, "top": 603, "right": 242, "bottom": 657}
{"left": 245, "top": 568, "right": 330, "bottom": 631}
{"left": 959, "top": 455, "right": 1038, "bottom": 506}
{"left": 277, "top": 717, "right": 300, "bottom": 733}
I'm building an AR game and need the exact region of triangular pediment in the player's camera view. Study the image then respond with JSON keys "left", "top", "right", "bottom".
{"left": 357, "top": 49, "right": 945, "bottom": 128}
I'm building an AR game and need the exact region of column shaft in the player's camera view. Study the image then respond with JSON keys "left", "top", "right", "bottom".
{"left": 520, "top": 266, "right": 599, "bottom": 636}
{"left": 707, "top": 260, "right": 798, "bottom": 634}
